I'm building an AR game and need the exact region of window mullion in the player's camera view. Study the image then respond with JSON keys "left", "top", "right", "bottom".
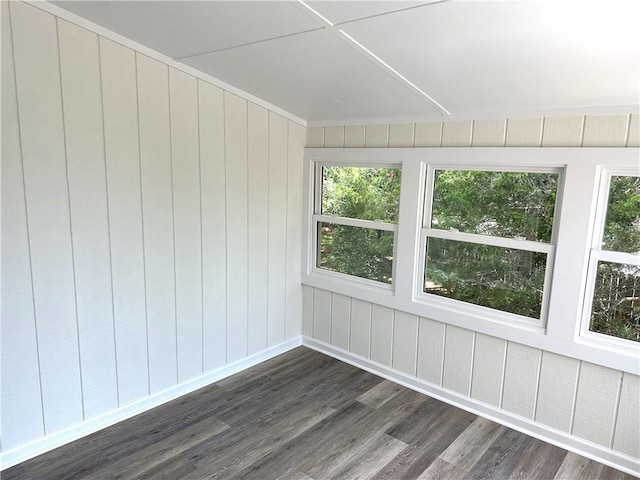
{"left": 425, "top": 228, "right": 553, "bottom": 254}
{"left": 313, "top": 214, "right": 396, "bottom": 232}
{"left": 545, "top": 162, "right": 599, "bottom": 340}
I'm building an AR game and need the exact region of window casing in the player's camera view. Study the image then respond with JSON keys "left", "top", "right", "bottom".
{"left": 417, "top": 165, "right": 560, "bottom": 328}
{"left": 311, "top": 163, "right": 401, "bottom": 289}
{"left": 302, "top": 148, "right": 640, "bottom": 375}
{"left": 581, "top": 169, "right": 640, "bottom": 346}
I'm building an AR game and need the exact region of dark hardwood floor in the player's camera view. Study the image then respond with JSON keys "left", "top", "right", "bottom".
{"left": 3, "top": 347, "right": 634, "bottom": 480}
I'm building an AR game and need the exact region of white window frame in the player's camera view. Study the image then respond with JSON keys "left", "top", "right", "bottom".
{"left": 579, "top": 168, "right": 640, "bottom": 351}
{"left": 302, "top": 147, "right": 640, "bottom": 375}
{"left": 307, "top": 161, "right": 401, "bottom": 292}
{"left": 416, "top": 164, "right": 561, "bottom": 329}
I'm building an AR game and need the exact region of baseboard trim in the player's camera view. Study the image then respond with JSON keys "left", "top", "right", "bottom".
{"left": 302, "top": 336, "right": 640, "bottom": 478}
{"left": 0, "top": 337, "right": 302, "bottom": 470}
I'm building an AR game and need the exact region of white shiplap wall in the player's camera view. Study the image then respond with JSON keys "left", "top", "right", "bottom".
{"left": 1, "top": 1, "right": 304, "bottom": 456}
{"left": 303, "top": 114, "right": 640, "bottom": 465}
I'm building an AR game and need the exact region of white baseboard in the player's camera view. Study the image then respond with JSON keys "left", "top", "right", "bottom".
{"left": 0, "top": 337, "right": 302, "bottom": 471}
{"left": 302, "top": 336, "right": 640, "bottom": 478}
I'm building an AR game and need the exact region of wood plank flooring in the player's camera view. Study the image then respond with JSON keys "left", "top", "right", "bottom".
{"left": 3, "top": 347, "right": 635, "bottom": 480}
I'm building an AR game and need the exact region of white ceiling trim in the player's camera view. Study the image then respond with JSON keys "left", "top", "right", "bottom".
{"left": 32, "top": 0, "right": 308, "bottom": 126}
{"left": 306, "top": 104, "right": 640, "bottom": 128}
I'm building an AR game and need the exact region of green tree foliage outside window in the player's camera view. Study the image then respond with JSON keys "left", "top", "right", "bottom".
{"left": 319, "top": 167, "right": 400, "bottom": 283}
{"left": 590, "top": 176, "right": 640, "bottom": 342}
{"left": 425, "top": 170, "right": 558, "bottom": 319}
{"left": 431, "top": 170, "right": 558, "bottom": 242}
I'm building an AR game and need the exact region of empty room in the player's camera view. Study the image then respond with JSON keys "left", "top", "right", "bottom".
{"left": 1, "top": 0, "right": 639, "bottom": 478}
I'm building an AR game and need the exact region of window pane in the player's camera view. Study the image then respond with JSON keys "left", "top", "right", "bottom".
{"left": 431, "top": 170, "right": 558, "bottom": 242}
{"left": 318, "top": 222, "right": 394, "bottom": 284}
{"left": 322, "top": 166, "right": 401, "bottom": 223}
{"left": 589, "top": 261, "right": 640, "bottom": 342}
{"left": 424, "top": 237, "right": 546, "bottom": 318}
{"left": 602, "top": 176, "right": 640, "bottom": 253}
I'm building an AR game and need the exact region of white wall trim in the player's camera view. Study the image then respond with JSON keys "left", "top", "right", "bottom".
{"left": 302, "top": 336, "right": 640, "bottom": 478}
{"left": 25, "top": 0, "right": 307, "bottom": 127}
{"left": 306, "top": 105, "right": 640, "bottom": 128}
{"left": 0, "top": 337, "right": 302, "bottom": 471}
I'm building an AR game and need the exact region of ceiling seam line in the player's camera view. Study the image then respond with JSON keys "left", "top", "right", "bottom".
{"left": 332, "top": 0, "right": 451, "bottom": 28}
{"left": 337, "top": 29, "right": 451, "bottom": 116}
{"left": 173, "top": 27, "right": 326, "bottom": 61}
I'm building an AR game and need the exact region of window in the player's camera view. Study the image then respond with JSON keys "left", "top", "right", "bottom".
{"left": 420, "top": 168, "right": 560, "bottom": 323}
{"left": 583, "top": 173, "right": 640, "bottom": 343}
{"left": 314, "top": 165, "right": 401, "bottom": 285}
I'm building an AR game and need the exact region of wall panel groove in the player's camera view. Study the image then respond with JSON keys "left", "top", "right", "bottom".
{"left": 2, "top": 2, "right": 305, "bottom": 460}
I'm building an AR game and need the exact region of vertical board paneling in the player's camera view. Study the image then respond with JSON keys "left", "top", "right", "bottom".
{"left": 442, "top": 121, "right": 472, "bottom": 146}
{"left": 442, "top": 325, "right": 474, "bottom": 395}
{"left": 470, "top": 334, "right": 506, "bottom": 407}
{"left": 58, "top": 19, "right": 118, "bottom": 417}
{"left": 613, "top": 374, "right": 640, "bottom": 458}
{"left": 349, "top": 299, "right": 371, "bottom": 359}
{"left": 502, "top": 343, "right": 541, "bottom": 419}
{"left": 389, "top": 123, "right": 414, "bottom": 147}
{"left": 365, "top": 124, "right": 389, "bottom": 147}
{"left": 11, "top": 1, "right": 83, "bottom": 431}
{"left": 100, "top": 36, "right": 148, "bottom": 404}
{"left": 330, "top": 293, "right": 351, "bottom": 350}
{"left": 224, "top": 92, "right": 248, "bottom": 362}
{"left": 414, "top": 122, "right": 442, "bottom": 147}
{"left": 344, "top": 125, "right": 365, "bottom": 147}
{"left": 169, "top": 68, "right": 203, "bottom": 381}
{"left": 370, "top": 305, "right": 393, "bottom": 366}
{"left": 541, "top": 116, "right": 584, "bottom": 146}
{"left": 392, "top": 311, "right": 418, "bottom": 375}
{"left": 267, "top": 112, "right": 289, "bottom": 346}
{"left": 1, "top": 0, "right": 44, "bottom": 448}
{"left": 471, "top": 119, "right": 506, "bottom": 146}
{"left": 306, "top": 126, "right": 324, "bottom": 147}
{"left": 199, "top": 81, "right": 227, "bottom": 371}
{"left": 417, "top": 317, "right": 445, "bottom": 385}
{"left": 505, "top": 118, "right": 543, "bottom": 146}
{"left": 302, "top": 285, "right": 314, "bottom": 337}
{"left": 573, "top": 363, "right": 622, "bottom": 447}
{"left": 535, "top": 352, "right": 579, "bottom": 433}
{"left": 324, "top": 126, "right": 344, "bottom": 147}
{"left": 137, "top": 53, "right": 177, "bottom": 392}
{"left": 582, "top": 114, "right": 629, "bottom": 147}
{"left": 247, "top": 102, "right": 269, "bottom": 354}
{"left": 285, "top": 121, "right": 305, "bottom": 339}
{"left": 313, "top": 288, "right": 332, "bottom": 343}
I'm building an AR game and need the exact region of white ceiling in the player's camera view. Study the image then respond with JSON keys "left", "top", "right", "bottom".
{"left": 52, "top": 0, "right": 640, "bottom": 125}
